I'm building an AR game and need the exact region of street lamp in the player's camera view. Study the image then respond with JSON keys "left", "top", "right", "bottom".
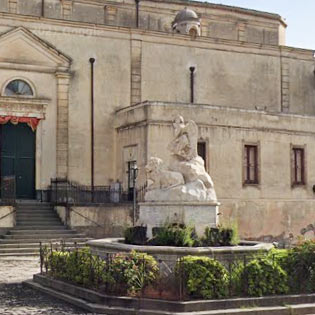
{"left": 131, "top": 163, "right": 138, "bottom": 226}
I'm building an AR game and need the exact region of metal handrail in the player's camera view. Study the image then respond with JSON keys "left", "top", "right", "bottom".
{"left": 0, "top": 209, "right": 16, "bottom": 222}
{"left": 69, "top": 208, "right": 105, "bottom": 229}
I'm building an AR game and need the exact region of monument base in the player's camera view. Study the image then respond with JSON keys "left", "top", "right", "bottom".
{"left": 137, "top": 201, "right": 220, "bottom": 238}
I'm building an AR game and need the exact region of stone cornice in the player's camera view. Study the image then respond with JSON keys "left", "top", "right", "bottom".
{"left": 0, "top": 97, "right": 48, "bottom": 119}
{"left": 0, "top": 13, "right": 311, "bottom": 60}
{"left": 115, "top": 101, "right": 315, "bottom": 136}
{"left": 70, "top": 0, "right": 285, "bottom": 26}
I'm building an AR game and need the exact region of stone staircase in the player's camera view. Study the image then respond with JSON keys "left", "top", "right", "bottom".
{"left": 0, "top": 201, "right": 92, "bottom": 256}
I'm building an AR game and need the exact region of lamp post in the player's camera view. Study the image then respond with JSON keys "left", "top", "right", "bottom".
{"left": 131, "top": 163, "right": 138, "bottom": 226}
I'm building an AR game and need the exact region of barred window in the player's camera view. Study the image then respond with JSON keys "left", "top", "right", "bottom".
{"left": 197, "top": 142, "right": 207, "bottom": 169}
{"left": 244, "top": 145, "right": 259, "bottom": 185}
{"left": 292, "top": 147, "right": 305, "bottom": 186}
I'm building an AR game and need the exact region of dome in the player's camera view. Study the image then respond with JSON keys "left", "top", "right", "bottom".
{"left": 173, "top": 7, "right": 199, "bottom": 24}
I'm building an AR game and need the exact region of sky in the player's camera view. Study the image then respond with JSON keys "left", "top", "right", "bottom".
{"left": 204, "top": 0, "right": 315, "bottom": 50}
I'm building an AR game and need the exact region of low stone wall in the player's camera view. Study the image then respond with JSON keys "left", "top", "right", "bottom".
{"left": 27, "top": 274, "right": 315, "bottom": 315}
{"left": 55, "top": 205, "right": 133, "bottom": 238}
{"left": 0, "top": 206, "right": 15, "bottom": 235}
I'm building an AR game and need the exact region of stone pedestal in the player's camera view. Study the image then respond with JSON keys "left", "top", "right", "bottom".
{"left": 137, "top": 201, "right": 219, "bottom": 238}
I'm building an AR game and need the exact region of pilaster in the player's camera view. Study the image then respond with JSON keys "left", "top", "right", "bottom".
{"left": 105, "top": 5, "right": 117, "bottom": 25}
{"left": 56, "top": 71, "right": 71, "bottom": 178}
{"left": 8, "top": 0, "right": 17, "bottom": 14}
{"left": 130, "top": 39, "right": 142, "bottom": 105}
{"left": 281, "top": 58, "right": 290, "bottom": 113}
{"left": 201, "top": 21, "right": 208, "bottom": 37}
{"left": 60, "top": 0, "right": 73, "bottom": 19}
{"left": 237, "top": 22, "right": 246, "bottom": 42}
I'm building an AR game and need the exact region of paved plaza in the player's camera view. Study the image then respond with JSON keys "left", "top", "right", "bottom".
{"left": 0, "top": 256, "right": 92, "bottom": 314}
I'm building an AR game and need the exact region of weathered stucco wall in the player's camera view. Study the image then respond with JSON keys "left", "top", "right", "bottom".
{"left": 116, "top": 102, "right": 315, "bottom": 242}
{"left": 0, "top": 11, "right": 312, "bottom": 190}
{"left": 141, "top": 42, "right": 281, "bottom": 110}
{"left": 55, "top": 205, "right": 133, "bottom": 238}
{"left": 1, "top": 0, "right": 284, "bottom": 45}
{"left": 220, "top": 199, "right": 315, "bottom": 244}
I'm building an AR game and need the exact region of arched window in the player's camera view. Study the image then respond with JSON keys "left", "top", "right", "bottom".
{"left": 4, "top": 79, "right": 34, "bottom": 97}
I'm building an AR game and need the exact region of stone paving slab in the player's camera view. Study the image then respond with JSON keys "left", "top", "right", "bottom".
{"left": 0, "top": 256, "right": 98, "bottom": 314}
{"left": 0, "top": 256, "right": 40, "bottom": 284}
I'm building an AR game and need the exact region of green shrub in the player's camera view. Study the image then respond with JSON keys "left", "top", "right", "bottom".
{"left": 124, "top": 226, "right": 147, "bottom": 245}
{"left": 177, "top": 256, "right": 229, "bottom": 299}
{"left": 149, "top": 224, "right": 198, "bottom": 247}
{"left": 282, "top": 241, "right": 315, "bottom": 293}
{"left": 201, "top": 224, "right": 239, "bottom": 247}
{"left": 48, "top": 248, "right": 107, "bottom": 287}
{"left": 48, "top": 250, "right": 70, "bottom": 279}
{"left": 236, "top": 257, "right": 288, "bottom": 297}
{"left": 108, "top": 250, "right": 159, "bottom": 295}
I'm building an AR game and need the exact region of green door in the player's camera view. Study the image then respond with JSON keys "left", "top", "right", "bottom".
{"left": 0, "top": 123, "right": 36, "bottom": 199}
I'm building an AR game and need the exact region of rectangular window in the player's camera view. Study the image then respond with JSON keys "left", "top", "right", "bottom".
{"left": 244, "top": 145, "right": 259, "bottom": 185}
{"left": 292, "top": 147, "right": 305, "bottom": 186}
{"left": 127, "top": 160, "right": 137, "bottom": 200}
{"left": 197, "top": 142, "right": 207, "bottom": 169}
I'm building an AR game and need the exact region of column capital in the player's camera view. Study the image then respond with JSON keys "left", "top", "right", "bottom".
{"left": 55, "top": 71, "right": 72, "bottom": 80}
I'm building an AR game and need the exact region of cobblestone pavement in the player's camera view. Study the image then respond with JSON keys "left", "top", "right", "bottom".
{"left": 0, "top": 256, "right": 95, "bottom": 314}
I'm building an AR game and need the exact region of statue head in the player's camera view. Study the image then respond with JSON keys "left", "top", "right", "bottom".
{"left": 145, "top": 157, "right": 165, "bottom": 179}
{"left": 174, "top": 115, "right": 185, "bottom": 126}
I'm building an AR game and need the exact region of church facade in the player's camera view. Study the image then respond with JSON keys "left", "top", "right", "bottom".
{"left": 0, "top": 0, "right": 315, "bottom": 242}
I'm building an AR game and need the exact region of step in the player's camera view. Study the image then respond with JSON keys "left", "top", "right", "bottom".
{"left": 23, "top": 279, "right": 315, "bottom": 315}
{"left": 16, "top": 216, "right": 60, "bottom": 221}
{"left": 16, "top": 219, "right": 63, "bottom": 225}
{"left": 16, "top": 213, "right": 59, "bottom": 220}
{"left": 16, "top": 210, "right": 56, "bottom": 214}
{"left": 0, "top": 245, "right": 87, "bottom": 254}
{"left": 14, "top": 225, "right": 67, "bottom": 230}
{"left": 0, "top": 238, "right": 92, "bottom": 244}
{"left": 0, "top": 248, "right": 41, "bottom": 254}
{"left": 16, "top": 216, "right": 61, "bottom": 221}
{"left": 8, "top": 230, "right": 76, "bottom": 235}
{"left": 15, "top": 223, "right": 65, "bottom": 227}
{"left": 17, "top": 204, "right": 54, "bottom": 208}
{"left": 0, "top": 253, "right": 40, "bottom": 257}
{"left": 16, "top": 206, "right": 54, "bottom": 210}
{"left": 0, "top": 242, "right": 88, "bottom": 249}
{"left": 3, "top": 233, "right": 87, "bottom": 240}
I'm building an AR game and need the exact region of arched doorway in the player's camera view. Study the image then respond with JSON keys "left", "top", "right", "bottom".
{"left": 0, "top": 123, "right": 35, "bottom": 199}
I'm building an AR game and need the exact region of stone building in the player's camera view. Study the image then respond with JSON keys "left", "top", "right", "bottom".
{"left": 0, "top": 0, "right": 314, "bottom": 243}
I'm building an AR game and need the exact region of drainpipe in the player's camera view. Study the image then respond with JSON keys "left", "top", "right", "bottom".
{"left": 190, "top": 66, "right": 195, "bottom": 103}
{"left": 89, "top": 58, "right": 95, "bottom": 202}
{"left": 135, "top": 0, "right": 140, "bottom": 28}
{"left": 41, "top": 0, "right": 45, "bottom": 17}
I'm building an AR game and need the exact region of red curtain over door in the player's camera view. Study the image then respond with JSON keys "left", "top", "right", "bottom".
{"left": 0, "top": 116, "right": 40, "bottom": 131}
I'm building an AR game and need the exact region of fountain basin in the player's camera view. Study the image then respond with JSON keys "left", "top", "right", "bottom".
{"left": 87, "top": 237, "right": 274, "bottom": 263}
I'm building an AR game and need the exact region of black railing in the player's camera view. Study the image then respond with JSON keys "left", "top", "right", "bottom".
{"left": 40, "top": 242, "right": 291, "bottom": 301}
{"left": 0, "top": 176, "right": 16, "bottom": 205}
{"left": 43, "top": 178, "right": 146, "bottom": 206}
{"left": 47, "top": 178, "right": 129, "bottom": 206}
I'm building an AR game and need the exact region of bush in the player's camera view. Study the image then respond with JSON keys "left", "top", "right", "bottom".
{"left": 108, "top": 250, "right": 159, "bottom": 295}
{"left": 48, "top": 248, "right": 107, "bottom": 287}
{"left": 236, "top": 257, "right": 288, "bottom": 297}
{"left": 201, "top": 227, "right": 233, "bottom": 246}
{"left": 282, "top": 241, "right": 315, "bottom": 293}
{"left": 177, "top": 256, "right": 229, "bottom": 299}
{"left": 148, "top": 224, "right": 199, "bottom": 247}
{"left": 124, "top": 226, "right": 147, "bottom": 245}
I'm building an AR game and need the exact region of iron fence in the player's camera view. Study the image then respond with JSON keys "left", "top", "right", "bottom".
{"left": 42, "top": 178, "right": 147, "bottom": 206}
{"left": 0, "top": 176, "right": 16, "bottom": 205}
{"left": 39, "top": 241, "right": 300, "bottom": 301}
